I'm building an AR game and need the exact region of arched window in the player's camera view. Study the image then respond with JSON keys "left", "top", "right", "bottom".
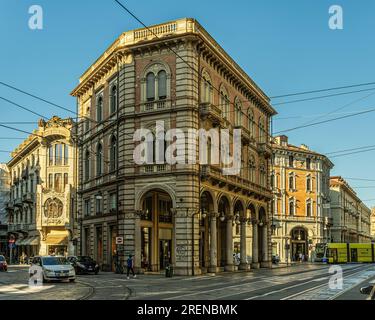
{"left": 48, "top": 146, "right": 53, "bottom": 166}
{"left": 306, "top": 174, "right": 312, "bottom": 192}
{"left": 96, "top": 144, "right": 103, "bottom": 176}
{"left": 207, "top": 137, "right": 212, "bottom": 165}
{"left": 235, "top": 99, "right": 242, "bottom": 127}
{"left": 202, "top": 72, "right": 213, "bottom": 103}
{"left": 248, "top": 108, "right": 254, "bottom": 137}
{"left": 84, "top": 151, "right": 90, "bottom": 181}
{"left": 97, "top": 96, "right": 103, "bottom": 122}
{"left": 110, "top": 136, "right": 117, "bottom": 172}
{"left": 289, "top": 173, "right": 295, "bottom": 190}
{"left": 306, "top": 199, "right": 312, "bottom": 217}
{"left": 85, "top": 107, "right": 90, "bottom": 133}
{"left": 110, "top": 85, "right": 117, "bottom": 114}
{"left": 289, "top": 198, "right": 295, "bottom": 216}
{"left": 158, "top": 70, "right": 167, "bottom": 100}
{"left": 259, "top": 117, "right": 265, "bottom": 143}
{"left": 146, "top": 72, "right": 155, "bottom": 101}
{"left": 249, "top": 155, "right": 255, "bottom": 182}
{"left": 260, "top": 162, "right": 266, "bottom": 186}
{"left": 55, "top": 144, "right": 63, "bottom": 165}
{"left": 220, "top": 87, "right": 229, "bottom": 120}
{"left": 64, "top": 144, "right": 68, "bottom": 165}
{"left": 270, "top": 170, "right": 275, "bottom": 188}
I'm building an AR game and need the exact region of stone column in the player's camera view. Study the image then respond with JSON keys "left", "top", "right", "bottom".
{"left": 134, "top": 214, "right": 142, "bottom": 273}
{"left": 260, "top": 224, "right": 270, "bottom": 268}
{"left": 252, "top": 222, "right": 259, "bottom": 269}
{"left": 239, "top": 219, "right": 248, "bottom": 270}
{"left": 225, "top": 216, "right": 234, "bottom": 271}
{"left": 209, "top": 214, "right": 217, "bottom": 273}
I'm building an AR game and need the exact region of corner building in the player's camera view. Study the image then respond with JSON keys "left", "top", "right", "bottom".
{"left": 6, "top": 117, "right": 77, "bottom": 257}
{"left": 71, "top": 18, "right": 277, "bottom": 275}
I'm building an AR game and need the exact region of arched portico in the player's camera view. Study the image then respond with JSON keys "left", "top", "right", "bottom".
{"left": 290, "top": 226, "right": 309, "bottom": 262}
{"left": 234, "top": 199, "right": 248, "bottom": 270}
{"left": 217, "top": 195, "right": 233, "bottom": 271}
{"left": 138, "top": 187, "right": 175, "bottom": 272}
{"left": 248, "top": 203, "right": 260, "bottom": 269}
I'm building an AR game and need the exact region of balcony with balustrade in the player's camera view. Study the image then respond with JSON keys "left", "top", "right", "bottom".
{"left": 199, "top": 103, "right": 223, "bottom": 127}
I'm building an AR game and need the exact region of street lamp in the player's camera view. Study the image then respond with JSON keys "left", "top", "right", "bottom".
{"left": 219, "top": 212, "right": 225, "bottom": 222}
{"left": 201, "top": 209, "right": 207, "bottom": 219}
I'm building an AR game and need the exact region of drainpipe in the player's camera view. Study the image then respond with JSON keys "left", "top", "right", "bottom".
{"left": 116, "top": 53, "right": 120, "bottom": 267}
{"left": 192, "top": 46, "right": 202, "bottom": 276}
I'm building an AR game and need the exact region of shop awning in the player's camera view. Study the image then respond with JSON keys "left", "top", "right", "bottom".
{"left": 22, "top": 236, "right": 40, "bottom": 246}
{"left": 15, "top": 238, "right": 26, "bottom": 246}
{"left": 29, "top": 236, "right": 40, "bottom": 246}
{"left": 45, "top": 234, "right": 68, "bottom": 245}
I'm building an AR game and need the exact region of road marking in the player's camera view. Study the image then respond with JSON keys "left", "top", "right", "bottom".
{"left": 244, "top": 267, "right": 366, "bottom": 300}
{"left": 164, "top": 278, "right": 269, "bottom": 300}
{"left": 282, "top": 265, "right": 375, "bottom": 300}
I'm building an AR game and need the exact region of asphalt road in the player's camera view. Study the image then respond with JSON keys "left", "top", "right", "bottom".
{"left": 0, "top": 263, "right": 374, "bottom": 300}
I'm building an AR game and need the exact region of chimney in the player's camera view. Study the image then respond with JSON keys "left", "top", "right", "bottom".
{"left": 275, "top": 135, "right": 288, "bottom": 146}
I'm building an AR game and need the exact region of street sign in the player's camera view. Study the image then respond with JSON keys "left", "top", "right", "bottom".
{"left": 115, "top": 237, "right": 124, "bottom": 245}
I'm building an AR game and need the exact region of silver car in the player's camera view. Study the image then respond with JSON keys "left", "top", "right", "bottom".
{"left": 31, "top": 256, "right": 76, "bottom": 283}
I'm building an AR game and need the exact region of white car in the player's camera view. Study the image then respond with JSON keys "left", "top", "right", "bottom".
{"left": 31, "top": 256, "right": 76, "bottom": 283}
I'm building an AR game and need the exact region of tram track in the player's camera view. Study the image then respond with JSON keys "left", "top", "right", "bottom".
{"left": 76, "top": 278, "right": 133, "bottom": 300}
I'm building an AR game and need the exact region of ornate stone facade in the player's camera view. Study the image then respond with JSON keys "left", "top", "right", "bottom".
{"left": 6, "top": 116, "right": 77, "bottom": 258}
{"left": 330, "top": 176, "right": 372, "bottom": 243}
{"left": 71, "top": 18, "right": 276, "bottom": 275}
{"left": 271, "top": 136, "right": 334, "bottom": 263}
{"left": 0, "top": 164, "right": 10, "bottom": 255}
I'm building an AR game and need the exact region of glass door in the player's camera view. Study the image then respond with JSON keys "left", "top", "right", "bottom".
{"left": 159, "top": 240, "right": 171, "bottom": 270}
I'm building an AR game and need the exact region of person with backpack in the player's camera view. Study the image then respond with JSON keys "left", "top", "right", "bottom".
{"left": 126, "top": 254, "right": 136, "bottom": 279}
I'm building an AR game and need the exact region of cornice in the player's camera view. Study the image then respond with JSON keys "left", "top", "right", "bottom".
{"left": 70, "top": 18, "right": 277, "bottom": 117}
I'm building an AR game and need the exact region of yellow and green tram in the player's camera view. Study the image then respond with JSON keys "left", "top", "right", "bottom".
{"left": 318, "top": 243, "right": 375, "bottom": 264}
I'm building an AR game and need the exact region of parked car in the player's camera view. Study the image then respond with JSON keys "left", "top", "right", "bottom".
{"left": 67, "top": 256, "right": 99, "bottom": 275}
{"left": 360, "top": 282, "right": 375, "bottom": 300}
{"left": 0, "top": 255, "right": 8, "bottom": 271}
{"left": 30, "top": 256, "right": 76, "bottom": 283}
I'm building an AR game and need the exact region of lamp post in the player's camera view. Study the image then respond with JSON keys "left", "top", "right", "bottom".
{"left": 285, "top": 236, "right": 290, "bottom": 267}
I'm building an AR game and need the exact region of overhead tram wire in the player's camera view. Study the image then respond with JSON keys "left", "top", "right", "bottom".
{"left": 112, "top": 0, "right": 375, "bottom": 147}
{"left": 326, "top": 144, "right": 375, "bottom": 155}
{"left": 272, "top": 87, "right": 375, "bottom": 106}
{"left": 0, "top": 82, "right": 138, "bottom": 142}
{"left": 0, "top": 96, "right": 48, "bottom": 120}
{"left": 113, "top": 0, "right": 278, "bottom": 142}
{"left": 269, "top": 81, "right": 375, "bottom": 99}
{"left": 273, "top": 104, "right": 375, "bottom": 135}
{"left": 0, "top": 81, "right": 77, "bottom": 116}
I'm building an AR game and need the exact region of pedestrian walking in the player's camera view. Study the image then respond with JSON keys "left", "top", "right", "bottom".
{"left": 126, "top": 254, "right": 136, "bottom": 279}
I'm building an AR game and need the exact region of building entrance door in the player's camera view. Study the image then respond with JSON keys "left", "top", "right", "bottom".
{"left": 292, "top": 242, "right": 307, "bottom": 261}
{"left": 159, "top": 239, "right": 171, "bottom": 269}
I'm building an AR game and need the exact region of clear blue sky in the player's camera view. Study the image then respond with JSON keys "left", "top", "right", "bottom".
{"left": 1, "top": 0, "right": 375, "bottom": 206}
